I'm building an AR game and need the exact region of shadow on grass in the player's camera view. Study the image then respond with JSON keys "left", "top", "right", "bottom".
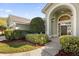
{"left": 0, "top": 39, "right": 34, "bottom": 48}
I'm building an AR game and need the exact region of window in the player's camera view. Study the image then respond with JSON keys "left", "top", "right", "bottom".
{"left": 59, "top": 15, "right": 70, "bottom": 21}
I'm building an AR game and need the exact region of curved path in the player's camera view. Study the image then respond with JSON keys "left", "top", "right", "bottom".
{"left": 42, "top": 37, "right": 61, "bottom": 56}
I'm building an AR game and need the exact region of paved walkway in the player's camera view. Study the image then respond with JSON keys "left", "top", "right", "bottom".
{"left": 41, "top": 37, "right": 61, "bottom": 56}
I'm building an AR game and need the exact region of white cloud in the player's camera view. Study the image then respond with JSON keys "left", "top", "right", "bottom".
{"left": 0, "top": 9, "right": 13, "bottom": 14}
{"left": 0, "top": 9, "right": 13, "bottom": 17}
{"left": 5, "top": 10, "right": 13, "bottom": 13}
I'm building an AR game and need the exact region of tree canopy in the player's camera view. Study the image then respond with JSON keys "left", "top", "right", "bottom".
{"left": 30, "top": 17, "right": 45, "bottom": 33}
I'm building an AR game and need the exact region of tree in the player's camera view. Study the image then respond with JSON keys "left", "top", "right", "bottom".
{"left": 30, "top": 17, "right": 45, "bottom": 33}
{"left": 0, "top": 18, "right": 7, "bottom": 26}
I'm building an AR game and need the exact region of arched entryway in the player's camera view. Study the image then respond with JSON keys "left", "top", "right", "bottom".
{"left": 47, "top": 4, "right": 76, "bottom": 37}
{"left": 58, "top": 14, "right": 72, "bottom": 36}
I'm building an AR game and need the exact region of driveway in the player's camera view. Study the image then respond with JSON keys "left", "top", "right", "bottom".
{"left": 0, "top": 36, "right": 6, "bottom": 41}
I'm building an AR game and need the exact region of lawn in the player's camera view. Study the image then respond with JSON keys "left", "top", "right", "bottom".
{"left": 0, "top": 39, "right": 41, "bottom": 53}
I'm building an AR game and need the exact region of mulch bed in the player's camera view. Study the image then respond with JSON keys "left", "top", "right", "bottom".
{"left": 0, "top": 39, "right": 43, "bottom": 47}
{"left": 55, "top": 49, "right": 75, "bottom": 56}
{"left": 0, "top": 39, "right": 31, "bottom": 44}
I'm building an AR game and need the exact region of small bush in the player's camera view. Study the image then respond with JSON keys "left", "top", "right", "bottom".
{"left": 13, "top": 30, "right": 25, "bottom": 39}
{"left": 13, "top": 30, "right": 34, "bottom": 39}
{"left": 60, "top": 35, "right": 79, "bottom": 55}
{"left": 26, "top": 34, "right": 49, "bottom": 45}
{"left": 0, "top": 25, "right": 7, "bottom": 36}
{"left": 4, "top": 29, "right": 14, "bottom": 40}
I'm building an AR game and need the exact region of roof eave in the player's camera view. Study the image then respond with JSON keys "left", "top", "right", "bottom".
{"left": 42, "top": 3, "right": 52, "bottom": 14}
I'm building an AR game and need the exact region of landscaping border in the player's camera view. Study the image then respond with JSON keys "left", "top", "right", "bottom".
{"left": 0, "top": 46, "right": 45, "bottom": 56}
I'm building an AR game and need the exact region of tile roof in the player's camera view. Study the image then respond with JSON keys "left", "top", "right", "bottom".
{"left": 8, "top": 15, "right": 31, "bottom": 25}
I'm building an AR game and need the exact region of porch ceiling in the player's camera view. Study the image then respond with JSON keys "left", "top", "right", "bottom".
{"left": 52, "top": 7, "right": 72, "bottom": 19}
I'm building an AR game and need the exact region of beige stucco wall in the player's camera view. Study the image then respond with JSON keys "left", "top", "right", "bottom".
{"left": 16, "top": 24, "right": 29, "bottom": 30}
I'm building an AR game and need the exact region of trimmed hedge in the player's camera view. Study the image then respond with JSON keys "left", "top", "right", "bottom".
{"left": 4, "top": 29, "right": 32, "bottom": 40}
{"left": 60, "top": 35, "right": 79, "bottom": 55}
{"left": 25, "top": 34, "right": 49, "bottom": 45}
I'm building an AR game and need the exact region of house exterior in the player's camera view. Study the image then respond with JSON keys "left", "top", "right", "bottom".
{"left": 42, "top": 3, "right": 79, "bottom": 37}
{"left": 7, "top": 15, "right": 30, "bottom": 30}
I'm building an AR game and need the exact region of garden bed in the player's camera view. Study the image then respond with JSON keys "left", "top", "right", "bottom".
{"left": 2, "top": 30, "right": 49, "bottom": 54}
{"left": 57, "top": 35, "right": 79, "bottom": 56}
{"left": 55, "top": 49, "right": 74, "bottom": 56}
{"left": 0, "top": 39, "right": 42, "bottom": 53}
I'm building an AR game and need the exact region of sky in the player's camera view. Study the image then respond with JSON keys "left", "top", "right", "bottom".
{"left": 0, "top": 3, "right": 46, "bottom": 19}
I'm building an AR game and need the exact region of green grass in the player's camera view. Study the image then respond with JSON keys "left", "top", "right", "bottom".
{"left": 0, "top": 42, "right": 38, "bottom": 53}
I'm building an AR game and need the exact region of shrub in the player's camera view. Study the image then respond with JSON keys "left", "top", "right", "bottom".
{"left": 13, "top": 30, "right": 34, "bottom": 39}
{"left": 13, "top": 30, "right": 25, "bottom": 39}
{"left": 30, "top": 17, "right": 45, "bottom": 33}
{"left": 0, "top": 25, "right": 7, "bottom": 35}
{"left": 4, "top": 29, "right": 30, "bottom": 40}
{"left": 26, "top": 34, "right": 49, "bottom": 45}
{"left": 60, "top": 35, "right": 79, "bottom": 55}
{"left": 4, "top": 29, "right": 14, "bottom": 40}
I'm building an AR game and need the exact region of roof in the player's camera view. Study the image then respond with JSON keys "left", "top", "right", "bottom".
{"left": 42, "top": 3, "right": 53, "bottom": 14}
{"left": 8, "top": 15, "right": 31, "bottom": 25}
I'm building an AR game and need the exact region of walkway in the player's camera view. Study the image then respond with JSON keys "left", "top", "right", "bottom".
{"left": 41, "top": 37, "right": 61, "bottom": 56}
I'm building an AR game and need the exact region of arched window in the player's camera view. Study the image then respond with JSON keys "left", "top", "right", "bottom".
{"left": 59, "top": 15, "right": 70, "bottom": 21}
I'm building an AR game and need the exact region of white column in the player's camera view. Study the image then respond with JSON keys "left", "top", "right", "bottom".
{"left": 73, "top": 15, "right": 77, "bottom": 36}
{"left": 46, "top": 15, "right": 50, "bottom": 36}
{"left": 71, "top": 10, "right": 76, "bottom": 36}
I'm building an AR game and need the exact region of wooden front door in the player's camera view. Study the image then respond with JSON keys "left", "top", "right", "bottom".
{"left": 61, "top": 26, "right": 67, "bottom": 35}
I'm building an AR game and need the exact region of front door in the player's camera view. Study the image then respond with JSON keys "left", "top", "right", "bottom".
{"left": 61, "top": 26, "right": 67, "bottom": 35}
